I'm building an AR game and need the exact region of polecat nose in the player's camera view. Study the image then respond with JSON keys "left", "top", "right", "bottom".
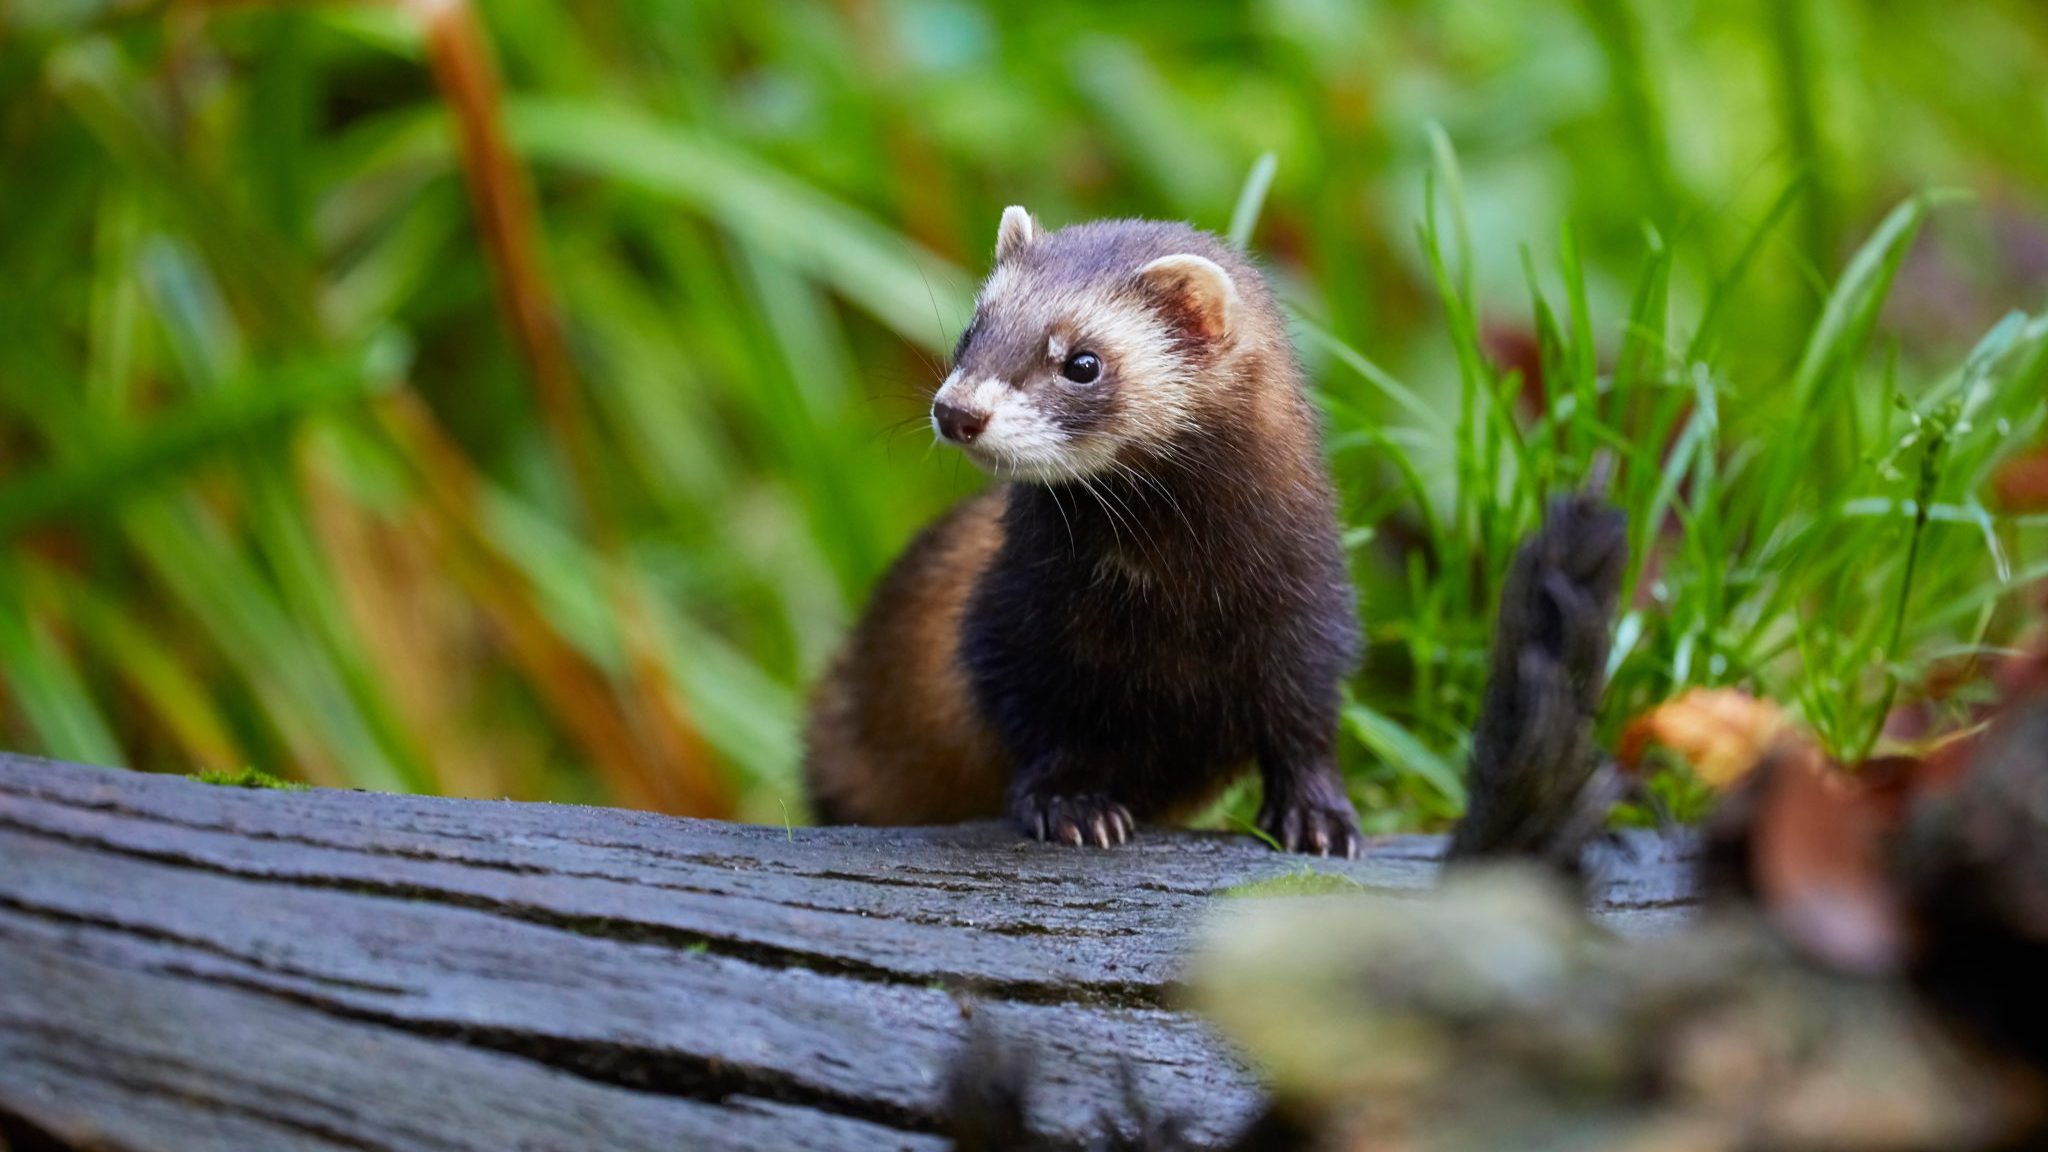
{"left": 932, "top": 401, "right": 988, "bottom": 444}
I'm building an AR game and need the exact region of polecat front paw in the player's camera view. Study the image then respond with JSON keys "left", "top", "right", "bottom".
{"left": 1012, "top": 792, "right": 1134, "bottom": 848}
{"left": 1258, "top": 783, "right": 1362, "bottom": 858}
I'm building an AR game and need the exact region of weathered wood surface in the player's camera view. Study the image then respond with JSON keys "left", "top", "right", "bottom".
{"left": 0, "top": 754, "right": 1697, "bottom": 1151}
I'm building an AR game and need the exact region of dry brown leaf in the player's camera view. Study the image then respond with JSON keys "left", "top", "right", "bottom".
{"left": 1619, "top": 688, "right": 1788, "bottom": 789}
{"left": 1748, "top": 738, "right": 1908, "bottom": 975}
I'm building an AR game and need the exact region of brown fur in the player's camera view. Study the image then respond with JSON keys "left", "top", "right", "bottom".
{"left": 804, "top": 491, "right": 1012, "bottom": 824}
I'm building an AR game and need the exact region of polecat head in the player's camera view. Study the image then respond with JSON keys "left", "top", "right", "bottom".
{"left": 931, "top": 207, "right": 1272, "bottom": 483}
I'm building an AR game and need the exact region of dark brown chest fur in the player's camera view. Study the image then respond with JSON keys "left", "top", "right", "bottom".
{"left": 961, "top": 428, "right": 1359, "bottom": 818}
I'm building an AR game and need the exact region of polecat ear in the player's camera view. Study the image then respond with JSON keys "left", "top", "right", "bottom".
{"left": 996, "top": 205, "right": 1039, "bottom": 263}
{"left": 1135, "top": 254, "right": 1242, "bottom": 345}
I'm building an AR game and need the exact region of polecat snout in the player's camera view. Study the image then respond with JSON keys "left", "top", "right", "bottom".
{"left": 805, "top": 207, "right": 1363, "bottom": 856}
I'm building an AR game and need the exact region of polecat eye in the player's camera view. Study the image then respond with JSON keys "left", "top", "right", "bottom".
{"left": 1060, "top": 351, "right": 1101, "bottom": 384}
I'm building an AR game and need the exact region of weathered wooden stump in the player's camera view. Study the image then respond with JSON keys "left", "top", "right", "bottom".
{"left": 0, "top": 754, "right": 1695, "bottom": 1151}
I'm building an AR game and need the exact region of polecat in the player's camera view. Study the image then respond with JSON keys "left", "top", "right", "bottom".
{"left": 805, "top": 207, "right": 1363, "bottom": 856}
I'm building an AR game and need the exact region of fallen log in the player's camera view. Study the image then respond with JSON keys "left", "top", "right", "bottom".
{"left": 0, "top": 754, "right": 1693, "bottom": 1151}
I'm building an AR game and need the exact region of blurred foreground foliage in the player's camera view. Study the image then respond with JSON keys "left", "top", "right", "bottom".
{"left": 0, "top": 0, "right": 2044, "bottom": 828}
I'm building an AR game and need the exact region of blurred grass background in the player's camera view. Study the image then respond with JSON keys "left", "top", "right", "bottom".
{"left": 1, "top": 0, "right": 2044, "bottom": 829}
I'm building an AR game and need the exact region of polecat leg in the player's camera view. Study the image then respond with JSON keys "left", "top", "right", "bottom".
{"left": 1007, "top": 757, "right": 1135, "bottom": 848}
{"left": 1254, "top": 755, "right": 1361, "bottom": 859}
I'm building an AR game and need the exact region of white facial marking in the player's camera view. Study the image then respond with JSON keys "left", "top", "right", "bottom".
{"left": 933, "top": 368, "right": 1116, "bottom": 483}
{"left": 980, "top": 263, "right": 1021, "bottom": 309}
{"left": 1082, "top": 287, "right": 1199, "bottom": 446}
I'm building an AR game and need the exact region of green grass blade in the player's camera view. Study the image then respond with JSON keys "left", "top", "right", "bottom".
{"left": 1228, "top": 152, "right": 1279, "bottom": 250}
{"left": 0, "top": 565, "right": 125, "bottom": 766}
{"left": 0, "top": 351, "right": 394, "bottom": 541}
{"left": 509, "top": 99, "right": 970, "bottom": 351}
{"left": 1343, "top": 700, "right": 1466, "bottom": 809}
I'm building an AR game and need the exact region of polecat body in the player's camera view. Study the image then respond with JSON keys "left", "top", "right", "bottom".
{"left": 805, "top": 208, "right": 1363, "bottom": 855}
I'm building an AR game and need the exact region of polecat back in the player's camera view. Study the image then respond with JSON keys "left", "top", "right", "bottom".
{"left": 805, "top": 208, "right": 1363, "bottom": 856}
